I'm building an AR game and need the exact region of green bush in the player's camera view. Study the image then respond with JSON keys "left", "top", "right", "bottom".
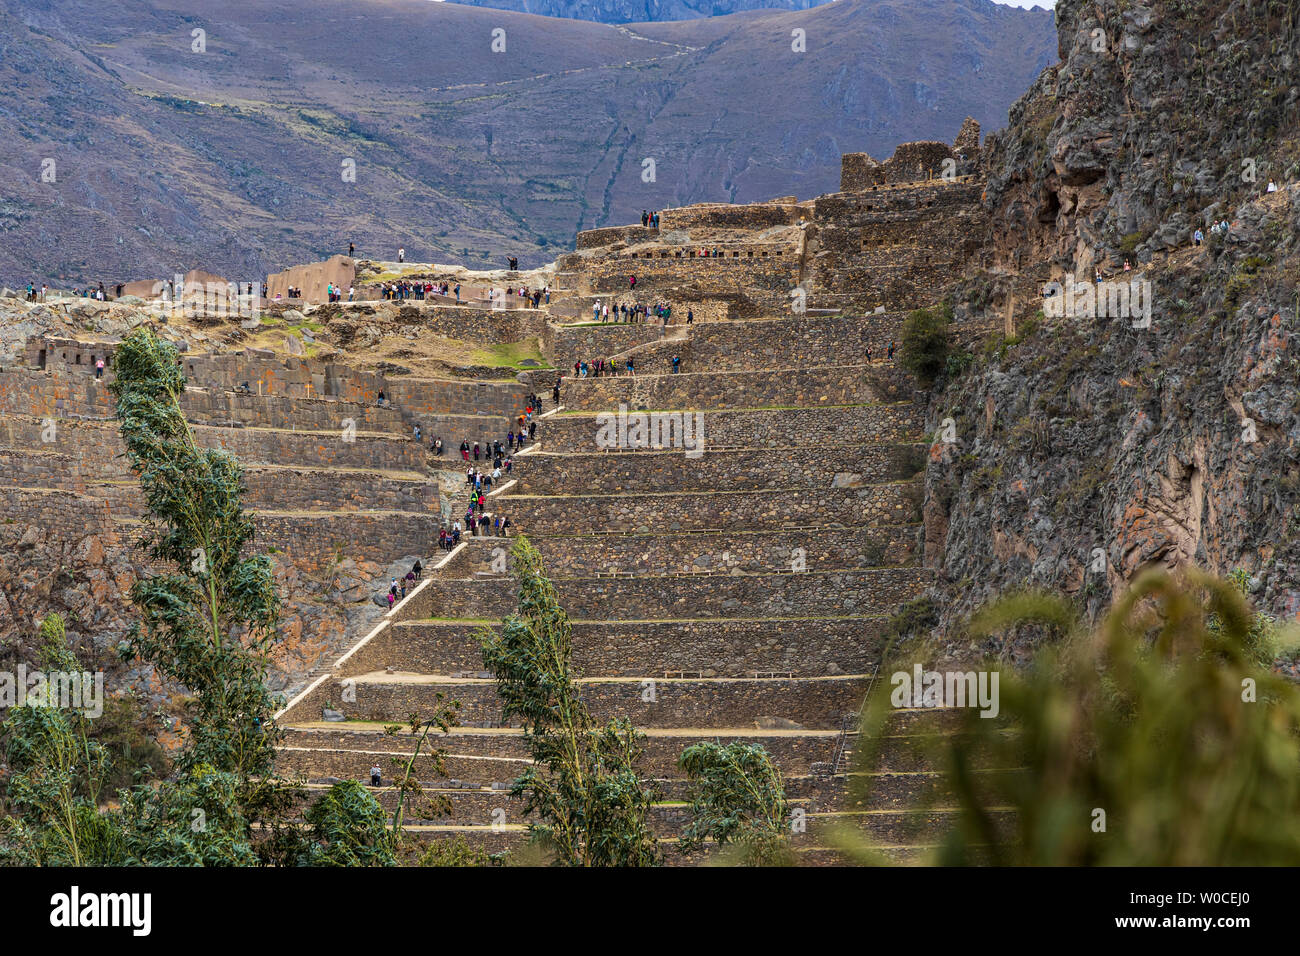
{"left": 899, "top": 306, "right": 952, "bottom": 384}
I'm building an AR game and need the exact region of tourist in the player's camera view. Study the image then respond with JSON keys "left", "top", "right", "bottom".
{"left": 1194, "top": 228, "right": 1204, "bottom": 246}
{"left": 413, "top": 559, "right": 423, "bottom": 579}
{"left": 887, "top": 341, "right": 895, "bottom": 361}
{"left": 349, "top": 242, "right": 355, "bottom": 257}
{"left": 687, "top": 308, "right": 694, "bottom": 324}
{"left": 473, "top": 442, "right": 481, "bottom": 461}
{"left": 94, "top": 357, "right": 105, "bottom": 380}
{"left": 641, "top": 210, "right": 649, "bottom": 227}
{"left": 672, "top": 355, "right": 681, "bottom": 373}
{"left": 398, "top": 247, "right": 405, "bottom": 263}
{"left": 460, "top": 440, "right": 470, "bottom": 461}
{"left": 370, "top": 765, "right": 382, "bottom": 786}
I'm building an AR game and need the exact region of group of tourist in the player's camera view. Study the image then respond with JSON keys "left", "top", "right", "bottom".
{"left": 383, "top": 560, "right": 422, "bottom": 609}
{"left": 573, "top": 357, "right": 638, "bottom": 377}
{"left": 325, "top": 282, "right": 353, "bottom": 302}
{"left": 490, "top": 286, "right": 548, "bottom": 309}
{"left": 1193, "top": 221, "right": 1234, "bottom": 246}
{"left": 641, "top": 210, "right": 661, "bottom": 229}
{"left": 380, "top": 280, "right": 460, "bottom": 301}
{"left": 590, "top": 300, "right": 685, "bottom": 325}
{"left": 864, "top": 341, "right": 897, "bottom": 362}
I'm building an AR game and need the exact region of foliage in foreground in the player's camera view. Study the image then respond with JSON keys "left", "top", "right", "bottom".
{"left": 678, "top": 741, "right": 795, "bottom": 866}
{"left": 843, "top": 568, "right": 1300, "bottom": 865}
{"left": 1, "top": 330, "right": 395, "bottom": 866}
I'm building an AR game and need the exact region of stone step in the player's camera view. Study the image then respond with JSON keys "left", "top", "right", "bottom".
{"left": 447, "top": 525, "right": 920, "bottom": 577}
{"left": 402, "top": 566, "right": 929, "bottom": 621}
{"left": 276, "top": 725, "right": 843, "bottom": 776}
{"left": 346, "top": 615, "right": 890, "bottom": 679}
{"left": 68, "top": 467, "right": 439, "bottom": 515}
{"left": 325, "top": 673, "right": 871, "bottom": 729}
{"left": 509, "top": 443, "right": 926, "bottom": 494}
{"left": 295, "top": 784, "right": 837, "bottom": 835}
{"left": 0, "top": 413, "right": 427, "bottom": 473}
{"left": 488, "top": 482, "right": 923, "bottom": 535}
{"left": 396, "top": 825, "right": 861, "bottom": 865}
{"left": 559, "top": 363, "right": 915, "bottom": 412}
{"left": 539, "top": 402, "right": 924, "bottom": 453}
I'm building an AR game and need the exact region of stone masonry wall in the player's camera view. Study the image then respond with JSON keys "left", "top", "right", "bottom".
{"left": 509, "top": 444, "right": 925, "bottom": 493}
{"left": 338, "top": 675, "right": 869, "bottom": 729}
{"left": 409, "top": 566, "right": 927, "bottom": 620}
{"left": 560, "top": 364, "right": 916, "bottom": 411}
{"left": 451, "top": 526, "right": 918, "bottom": 577}
{"left": 347, "top": 616, "right": 889, "bottom": 680}
{"left": 539, "top": 402, "right": 924, "bottom": 452}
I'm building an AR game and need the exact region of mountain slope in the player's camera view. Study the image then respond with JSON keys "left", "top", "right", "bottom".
{"left": 443, "top": 0, "right": 829, "bottom": 25}
{"left": 0, "top": 0, "right": 1054, "bottom": 285}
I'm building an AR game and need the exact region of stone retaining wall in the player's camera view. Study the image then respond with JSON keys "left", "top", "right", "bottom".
{"left": 510, "top": 444, "right": 924, "bottom": 494}
{"left": 338, "top": 675, "right": 870, "bottom": 729}
{"left": 409, "top": 566, "right": 927, "bottom": 620}
{"left": 276, "top": 726, "right": 838, "bottom": 775}
{"left": 539, "top": 402, "right": 924, "bottom": 452}
{"left": 0, "top": 415, "right": 425, "bottom": 472}
{"left": 351, "top": 615, "right": 888, "bottom": 679}
{"left": 560, "top": 364, "right": 915, "bottom": 411}
{"left": 451, "top": 526, "right": 918, "bottom": 577}
{"left": 500, "top": 481, "right": 921, "bottom": 534}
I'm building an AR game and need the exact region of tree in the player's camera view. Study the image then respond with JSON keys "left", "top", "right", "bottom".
{"left": 678, "top": 741, "right": 795, "bottom": 866}
{"left": 299, "top": 780, "right": 397, "bottom": 867}
{"left": 0, "top": 616, "right": 118, "bottom": 866}
{"left": 0, "top": 615, "right": 256, "bottom": 866}
{"left": 848, "top": 569, "right": 1300, "bottom": 865}
{"left": 478, "top": 536, "right": 660, "bottom": 866}
{"left": 3, "top": 332, "right": 397, "bottom": 867}
{"left": 110, "top": 328, "right": 280, "bottom": 782}
{"left": 898, "top": 304, "right": 951, "bottom": 385}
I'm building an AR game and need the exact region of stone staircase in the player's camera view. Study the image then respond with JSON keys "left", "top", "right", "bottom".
{"left": 273, "top": 309, "right": 960, "bottom": 863}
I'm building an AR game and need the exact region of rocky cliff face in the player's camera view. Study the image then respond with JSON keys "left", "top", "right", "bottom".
{"left": 922, "top": 0, "right": 1300, "bottom": 653}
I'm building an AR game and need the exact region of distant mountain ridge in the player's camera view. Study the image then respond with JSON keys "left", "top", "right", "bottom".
{"left": 443, "top": 0, "right": 829, "bottom": 24}
{"left": 0, "top": 0, "right": 1055, "bottom": 285}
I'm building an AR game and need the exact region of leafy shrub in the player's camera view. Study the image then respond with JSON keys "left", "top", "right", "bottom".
{"left": 899, "top": 306, "right": 952, "bottom": 385}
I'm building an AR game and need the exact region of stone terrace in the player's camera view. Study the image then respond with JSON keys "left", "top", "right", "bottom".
{"left": 276, "top": 302, "right": 946, "bottom": 863}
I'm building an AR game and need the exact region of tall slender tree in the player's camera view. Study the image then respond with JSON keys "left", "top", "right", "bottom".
{"left": 110, "top": 329, "right": 280, "bottom": 780}
{"left": 479, "top": 537, "right": 660, "bottom": 866}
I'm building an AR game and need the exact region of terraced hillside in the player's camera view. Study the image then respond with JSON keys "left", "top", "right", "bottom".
{"left": 0, "top": 346, "right": 526, "bottom": 692}
{"left": 275, "top": 307, "right": 953, "bottom": 862}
